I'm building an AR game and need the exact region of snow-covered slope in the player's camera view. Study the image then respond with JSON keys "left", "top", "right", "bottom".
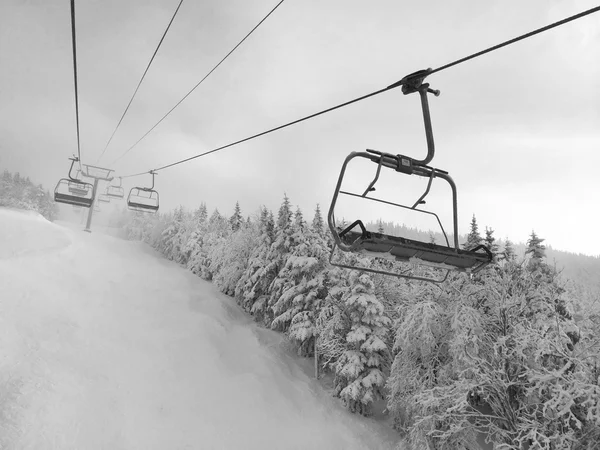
{"left": 0, "top": 208, "right": 398, "bottom": 450}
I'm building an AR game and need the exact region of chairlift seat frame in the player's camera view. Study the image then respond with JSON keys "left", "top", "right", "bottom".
{"left": 127, "top": 172, "right": 159, "bottom": 213}
{"left": 106, "top": 177, "right": 125, "bottom": 199}
{"left": 54, "top": 157, "right": 95, "bottom": 208}
{"left": 327, "top": 72, "right": 492, "bottom": 282}
{"left": 98, "top": 193, "right": 111, "bottom": 203}
{"left": 106, "top": 185, "right": 124, "bottom": 199}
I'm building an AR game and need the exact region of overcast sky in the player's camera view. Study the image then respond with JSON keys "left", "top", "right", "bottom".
{"left": 1, "top": 0, "right": 599, "bottom": 255}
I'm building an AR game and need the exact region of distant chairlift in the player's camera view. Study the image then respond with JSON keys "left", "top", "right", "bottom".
{"left": 127, "top": 171, "right": 159, "bottom": 213}
{"left": 54, "top": 157, "right": 95, "bottom": 208}
{"left": 67, "top": 169, "right": 89, "bottom": 196}
{"left": 98, "top": 191, "right": 111, "bottom": 203}
{"left": 106, "top": 177, "right": 124, "bottom": 199}
{"left": 327, "top": 69, "right": 492, "bottom": 283}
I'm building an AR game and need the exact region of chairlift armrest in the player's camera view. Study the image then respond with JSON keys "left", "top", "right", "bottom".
{"left": 469, "top": 244, "right": 494, "bottom": 261}
{"left": 339, "top": 220, "right": 370, "bottom": 239}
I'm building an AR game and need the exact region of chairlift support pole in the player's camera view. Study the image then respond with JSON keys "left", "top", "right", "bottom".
{"left": 81, "top": 164, "right": 114, "bottom": 233}
{"left": 84, "top": 178, "right": 100, "bottom": 233}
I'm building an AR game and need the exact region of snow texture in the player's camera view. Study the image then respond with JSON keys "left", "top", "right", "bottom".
{"left": 0, "top": 208, "right": 398, "bottom": 450}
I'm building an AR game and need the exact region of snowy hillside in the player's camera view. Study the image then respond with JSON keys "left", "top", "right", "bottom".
{"left": 0, "top": 208, "right": 398, "bottom": 450}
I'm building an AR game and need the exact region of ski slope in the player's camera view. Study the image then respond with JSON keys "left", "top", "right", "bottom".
{"left": 0, "top": 208, "right": 399, "bottom": 450}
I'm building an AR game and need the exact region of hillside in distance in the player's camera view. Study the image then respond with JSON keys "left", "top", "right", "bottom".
{"left": 366, "top": 220, "right": 600, "bottom": 296}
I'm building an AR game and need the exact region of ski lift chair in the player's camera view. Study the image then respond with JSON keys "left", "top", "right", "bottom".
{"left": 106, "top": 177, "right": 124, "bottom": 199}
{"left": 327, "top": 69, "right": 492, "bottom": 283}
{"left": 127, "top": 171, "right": 159, "bottom": 213}
{"left": 54, "top": 157, "right": 95, "bottom": 208}
{"left": 67, "top": 169, "right": 89, "bottom": 196}
{"left": 98, "top": 192, "right": 111, "bottom": 203}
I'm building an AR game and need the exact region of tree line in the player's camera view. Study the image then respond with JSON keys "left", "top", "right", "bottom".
{"left": 121, "top": 195, "right": 600, "bottom": 450}
{"left": 0, "top": 169, "right": 58, "bottom": 221}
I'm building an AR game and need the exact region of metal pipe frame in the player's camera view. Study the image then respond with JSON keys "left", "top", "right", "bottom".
{"left": 327, "top": 151, "right": 460, "bottom": 250}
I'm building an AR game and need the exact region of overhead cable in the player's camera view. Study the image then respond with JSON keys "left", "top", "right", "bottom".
{"left": 110, "top": 0, "right": 287, "bottom": 167}
{"left": 97, "top": 0, "right": 185, "bottom": 163}
{"left": 70, "top": 0, "right": 82, "bottom": 168}
{"left": 119, "top": 4, "right": 600, "bottom": 178}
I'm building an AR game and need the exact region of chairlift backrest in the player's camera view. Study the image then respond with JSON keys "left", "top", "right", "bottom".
{"left": 127, "top": 172, "right": 159, "bottom": 213}
{"left": 106, "top": 185, "right": 124, "bottom": 199}
{"left": 54, "top": 157, "right": 95, "bottom": 208}
{"left": 98, "top": 193, "right": 111, "bottom": 203}
{"left": 127, "top": 187, "right": 159, "bottom": 213}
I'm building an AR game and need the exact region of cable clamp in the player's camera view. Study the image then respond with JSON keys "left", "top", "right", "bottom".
{"left": 388, "top": 68, "right": 440, "bottom": 96}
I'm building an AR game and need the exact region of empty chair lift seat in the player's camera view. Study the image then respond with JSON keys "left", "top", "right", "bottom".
{"left": 106, "top": 185, "right": 124, "bottom": 199}
{"left": 127, "top": 188, "right": 159, "bottom": 213}
{"left": 55, "top": 179, "right": 94, "bottom": 208}
{"left": 68, "top": 182, "right": 90, "bottom": 197}
{"left": 341, "top": 229, "right": 492, "bottom": 273}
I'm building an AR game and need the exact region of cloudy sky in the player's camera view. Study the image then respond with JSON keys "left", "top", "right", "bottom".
{"left": 1, "top": 0, "right": 599, "bottom": 255}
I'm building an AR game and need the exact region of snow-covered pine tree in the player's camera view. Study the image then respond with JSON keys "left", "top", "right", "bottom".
{"left": 333, "top": 271, "right": 391, "bottom": 416}
{"left": 502, "top": 237, "right": 516, "bottom": 262}
{"left": 201, "top": 209, "right": 230, "bottom": 280}
{"left": 182, "top": 204, "right": 207, "bottom": 265}
{"left": 229, "top": 201, "right": 243, "bottom": 231}
{"left": 235, "top": 207, "right": 275, "bottom": 313}
{"left": 463, "top": 214, "right": 482, "bottom": 250}
{"left": 212, "top": 217, "right": 257, "bottom": 296}
{"left": 271, "top": 209, "right": 330, "bottom": 355}
{"left": 248, "top": 194, "right": 294, "bottom": 325}
{"left": 311, "top": 203, "right": 325, "bottom": 238}
{"left": 186, "top": 204, "right": 209, "bottom": 275}
{"left": 159, "top": 206, "right": 187, "bottom": 261}
{"left": 387, "top": 255, "right": 598, "bottom": 450}
{"left": 484, "top": 226, "right": 499, "bottom": 259}
{"left": 526, "top": 230, "right": 546, "bottom": 268}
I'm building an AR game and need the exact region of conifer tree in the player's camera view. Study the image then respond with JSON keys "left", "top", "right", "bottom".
{"left": 271, "top": 218, "right": 329, "bottom": 356}
{"left": 235, "top": 207, "right": 274, "bottom": 312}
{"left": 212, "top": 217, "right": 256, "bottom": 296}
{"left": 502, "top": 238, "right": 516, "bottom": 262}
{"left": 377, "top": 219, "right": 385, "bottom": 234}
{"left": 463, "top": 214, "right": 482, "bottom": 250}
{"left": 259, "top": 196, "right": 301, "bottom": 325}
{"left": 294, "top": 206, "right": 304, "bottom": 228}
{"left": 334, "top": 271, "right": 390, "bottom": 416}
{"left": 247, "top": 195, "right": 295, "bottom": 325}
{"left": 194, "top": 203, "right": 208, "bottom": 223}
{"left": 229, "top": 201, "right": 243, "bottom": 231}
{"left": 526, "top": 230, "right": 546, "bottom": 262}
{"left": 277, "top": 193, "right": 292, "bottom": 230}
{"left": 312, "top": 204, "right": 325, "bottom": 236}
{"left": 484, "top": 226, "right": 500, "bottom": 257}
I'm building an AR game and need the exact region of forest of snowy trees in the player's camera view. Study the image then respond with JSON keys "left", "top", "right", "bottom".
{"left": 0, "top": 171, "right": 597, "bottom": 448}
{"left": 0, "top": 169, "right": 58, "bottom": 221}
{"left": 120, "top": 196, "right": 600, "bottom": 450}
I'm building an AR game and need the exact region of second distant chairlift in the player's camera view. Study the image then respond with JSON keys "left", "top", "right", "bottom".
{"left": 54, "top": 157, "right": 95, "bottom": 208}
{"left": 98, "top": 191, "right": 111, "bottom": 203}
{"left": 106, "top": 177, "right": 125, "bottom": 199}
{"left": 327, "top": 69, "right": 492, "bottom": 283}
{"left": 127, "top": 171, "right": 159, "bottom": 213}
